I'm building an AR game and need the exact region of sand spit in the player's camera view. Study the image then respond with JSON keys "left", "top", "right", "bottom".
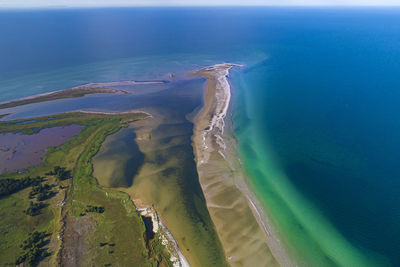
{"left": 191, "top": 63, "right": 290, "bottom": 266}
{"left": 79, "top": 80, "right": 166, "bottom": 88}
{"left": 71, "top": 109, "right": 152, "bottom": 118}
{"left": 0, "top": 80, "right": 167, "bottom": 110}
{"left": 0, "top": 86, "right": 124, "bottom": 110}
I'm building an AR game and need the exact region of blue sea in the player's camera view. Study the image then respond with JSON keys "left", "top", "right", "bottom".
{"left": 1, "top": 7, "right": 400, "bottom": 266}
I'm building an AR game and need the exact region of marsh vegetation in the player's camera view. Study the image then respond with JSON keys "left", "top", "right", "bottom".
{"left": 0, "top": 112, "right": 172, "bottom": 266}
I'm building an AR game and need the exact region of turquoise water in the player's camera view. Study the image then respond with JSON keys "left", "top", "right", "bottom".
{"left": 232, "top": 9, "right": 400, "bottom": 265}
{"left": 1, "top": 7, "right": 400, "bottom": 266}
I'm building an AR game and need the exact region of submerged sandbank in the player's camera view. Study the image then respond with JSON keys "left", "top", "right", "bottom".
{"left": 191, "top": 63, "right": 292, "bottom": 266}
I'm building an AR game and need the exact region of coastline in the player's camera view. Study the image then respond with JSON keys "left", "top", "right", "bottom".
{"left": 135, "top": 203, "right": 190, "bottom": 267}
{"left": 2, "top": 74, "right": 229, "bottom": 266}
{"left": 191, "top": 63, "right": 292, "bottom": 266}
{"left": 0, "top": 65, "right": 291, "bottom": 265}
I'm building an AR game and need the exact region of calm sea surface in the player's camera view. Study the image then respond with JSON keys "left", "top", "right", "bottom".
{"left": 1, "top": 7, "right": 400, "bottom": 266}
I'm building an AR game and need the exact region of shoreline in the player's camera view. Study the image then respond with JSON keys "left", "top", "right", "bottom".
{"left": 135, "top": 202, "right": 190, "bottom": 267}
{"left": 191, "top": 63, "right": 292, "bottom": 266}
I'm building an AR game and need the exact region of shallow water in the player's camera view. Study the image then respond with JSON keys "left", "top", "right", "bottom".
{"left": 92, "top": 128, "right": 144, "bottom": 188}
{"left": 0, "top": 125, "right": 84, "bottom": 174}
{"left": 232, "top": 10, "right": 400, "bottom": 265}
{"left": 91, "top": 78, "right": 228, "bottom": 266}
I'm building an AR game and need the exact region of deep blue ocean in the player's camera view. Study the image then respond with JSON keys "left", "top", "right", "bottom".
{"left": 1, "top": 7, "right": 400, "bottom": 266}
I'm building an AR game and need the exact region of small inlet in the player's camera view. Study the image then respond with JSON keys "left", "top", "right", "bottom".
{"left": 141, "top": 215, "right": 155, "bottom": 240}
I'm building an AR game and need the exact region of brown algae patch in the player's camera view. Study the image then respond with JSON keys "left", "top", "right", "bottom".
{"left": 0, "top": 124, "right": 84, "bottom": 174}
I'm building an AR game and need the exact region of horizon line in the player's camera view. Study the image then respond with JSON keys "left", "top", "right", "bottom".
{"left": 1, "top": 4, "right": 400, "bottom": 9}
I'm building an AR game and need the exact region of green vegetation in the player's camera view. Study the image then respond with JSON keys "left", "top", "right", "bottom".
{"left": 0, "top": 111, "right": 139, "bottom": 134}
{"left": 29, "top": 183, "right": 55, "bottom": 201}
{"left": 0, "top": 111, "right": 173, "bottom": 266}
{"left": 85, "top": 205, "right": 105, "bottom": 213}
{"left": 46, "top": 166, "right": 71, "bottom": 181}
{"left": 0, "top": 176, "right": 42, "bottom": 197}
{"left": 16, "top": 231, "right": 51, "bottom": 266}
{"left": 151, "top": 233, "right": 175, "bottom": 266}
{"left": 23, "top": 201, "right": 47, "bottom": 216}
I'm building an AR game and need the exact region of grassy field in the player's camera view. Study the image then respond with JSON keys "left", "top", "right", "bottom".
{"left": 0, "top": 112, "right": 172, "bottom": 266}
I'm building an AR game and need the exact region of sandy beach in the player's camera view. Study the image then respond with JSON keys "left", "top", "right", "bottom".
{"left": 191, "top": 63, "right": 293, "bottom": 266}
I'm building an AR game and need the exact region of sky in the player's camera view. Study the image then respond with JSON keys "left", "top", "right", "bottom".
{"left": 0, "top": 0, "right": 399, "bottom": 8}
